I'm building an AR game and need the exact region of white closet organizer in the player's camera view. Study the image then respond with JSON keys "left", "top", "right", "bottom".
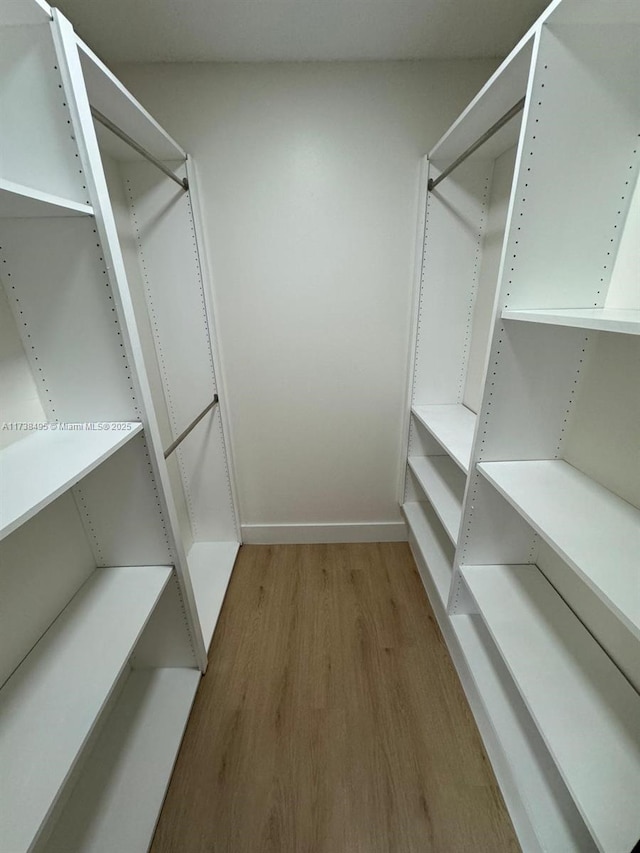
{"left": 402, "top": 0, "right": 640, "bottom": 851}
{"left": 0, "top": 2, "right": 239, "bottom": 851}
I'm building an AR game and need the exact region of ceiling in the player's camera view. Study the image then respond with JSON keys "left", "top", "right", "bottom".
{"left": 53, "top": 0, "right": 551, "bottom": 64}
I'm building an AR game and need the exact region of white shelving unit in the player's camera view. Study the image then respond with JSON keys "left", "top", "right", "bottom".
{"left": 402, "top": 0, "right": 640, "bottom": 850}
{"left": 0, "top": 2, "right": 240, "bottom": 849}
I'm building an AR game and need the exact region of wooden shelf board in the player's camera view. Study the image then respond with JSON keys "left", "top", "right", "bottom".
{"left": 411, "top": 404, "right": 476, "bottom": 474}
{"left": 44, "top": 667, "right": 199, "bottom": 853}
{"left": 407, "top": 456, "right": 464, "bottom": 545}
{"left": 461, "top": 563, "right": 640, "bottom": 853}
{"left": 402, "top": 501, "right": 453, "bottom": 608}
{"left": 502, "top": 307, "right": 640, "bottom": 335}
{"left": 478, "top": 460, "right": 640, "bottom": 640}
{"left": 187, "top": 541, "right": 239, "bottom": 650}
{"left": 0, "top": 423, "right": 143, "bottom": 540}
{"left": 0, "top": 180, "right": 94, "bottom": 217}
{"left": 0, "top": 565, "right": 171, "bottom": 852}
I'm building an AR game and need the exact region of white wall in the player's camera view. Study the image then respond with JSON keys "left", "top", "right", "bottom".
{"left": 117, "top": 60, "right": 497, "bottom": 540}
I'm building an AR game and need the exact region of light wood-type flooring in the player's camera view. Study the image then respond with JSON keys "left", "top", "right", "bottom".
{"left": 151, "top": 543, "right": 520, "bottom": 853}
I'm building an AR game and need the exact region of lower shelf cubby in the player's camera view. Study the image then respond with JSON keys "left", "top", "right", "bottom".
{"left": 402, "top": 501, "right": 454, "bottom": 608}
{"left": 407, "top": 455, "right": 465, "bottom": 545}
{"left": 187, "top": 540, "right": 239, "bottom": 651}
{"left": 460, "top": 562, "right": 640, "bottom": 853}
{"left": 40, "top": 666, "right": 200, "bottom": 853}
{"left": 478, "top": 459, "right": 640, "bottom": 640}
{"left": 0, "top": 565, "right": 172, "bottom": 852}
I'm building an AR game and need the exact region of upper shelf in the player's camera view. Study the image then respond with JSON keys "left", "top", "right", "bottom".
{"left": 0, "top": 564, "right": 171, "bottom": 852}
{"left": 0, "top": 179, "right": 94, "bottom": 218}
{"left": 412, "top": 404, "right": 476, "bottom": 475}
{"left": 0, "top": 423, "right": 142, "bottom": 540}
{"left": 461, "top": 562, "right": 640, "bottom": 853}
{"left": 502, "top": 307, "right": 640, "bottom": 335}
{"left": 429, "top": 31, "right": 534, "bottom": 166}
{"left": 478, "top": 460, "right": 640, "bottom": 640}
{"left": 77, "top": 40, "right": 185, "bottom": 163}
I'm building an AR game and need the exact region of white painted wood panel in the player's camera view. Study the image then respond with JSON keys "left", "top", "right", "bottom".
{"left": 462, "top": 563, "right": 640, "bottom": 853}
{"left": 451, "top": 614, "right": 598, "bottom": 853}
{"left": 0, "top": 179, "right": 93, "bottom": 217}
{"left": 463, "top": 146, "right": 517, "bottom": 413}
{"left": 0, "top": 422, "right": 141, "bottom": 539}
{"left": 430, "top": 34, "right": 533, "bottom": 164}
{"left": 72, "top": 432, "right": 173, "bottom": 567}
{"left": 499, "top": 23, "right": 640, "bottom": 309}
{"left": 122, "top": 161, "right": 216, "bottom": 440}
{"left": 502, "top": 307, "right": 640, "bottom": 335}
{"left": 0, "top": 217, "right": 140, "bottom": 422}
{"left": 563, "top": 331, "right": 640, "bottom": 510}
{"left": 413, "top": 159, "right": 491, "bottom": 405}
{"left": 402, "top": 501, "right": 453, "bottom": 607}
{"left": 478, "top": 460, "right": 640, "bottom": 639}
{"left": 77, "top": 40, "right": 185, "bottom": 163}
{"left": 0, "top": 282, "right": 46, "bottom": 451}
{"left": 0, "top": 492, "right": 94, "bottom": 688}
{"left": 0, "top": 24, "right": 89, "bottom": 202}
{"left": 606, "top": 173, "right": 639, "bottom": 310}
{"left": 0, "top": 565, "right": 171, "bottom": 852}
{"left": 407, "top": 456, "right": 464, "bottom": 545}
{"left": 411, "top": 404, "right": 476, "bottom": 473}
{"left": 187, "top": 541, "right": 238, "bottom": 650}
{"left": 174, "top": 406, "right": 239, "bottom": 542}
{"left": 44, "top": 668, "right": 199, "bottom": 853}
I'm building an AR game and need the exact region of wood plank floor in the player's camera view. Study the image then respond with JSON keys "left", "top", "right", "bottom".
{"left": 151, "top": 543, "right": 520, "bottom": 853}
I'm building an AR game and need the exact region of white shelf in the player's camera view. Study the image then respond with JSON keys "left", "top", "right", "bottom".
{"left": 187, "top": 541, "right": 239, "bottom": 650}
{"left": 461, "top": 563, "right": 640, "bottom": 853}
{"left": 478, "top": 460, "right": 640, "bottom": 640}
{"left": 402, "top": 501, "right": 453, "bottom": 608}
{"left": 45, "top": 667, "right": 199, "bottom": 853}
{"left": 407, "top": 456, "right": 464, "bottom": 545}
{"left": 0, "top": 423, "right": 143, "bottom": 540}
{"left": 502, "top": 307, "right": 640, "bottom": 335}
{"left": 0, "top": 179, "right": 94, "bottom": 217}
{"left": 77, "top": 40, "right": 186, "bottom": 163}
{"left": 429, "top": 31, "right": 533, "bottom": 165}
{"left": 0, "top": 565, "right": 171, "bottom": 852}
{"left": 412, "top": 404, "right": 476, "bottom": 474}
{"left": 452, "top": 615, "right": 596, "bottom": 853}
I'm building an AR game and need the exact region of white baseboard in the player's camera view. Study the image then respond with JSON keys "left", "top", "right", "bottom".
{"left": 240, "top": 522, "right": 408, "bottom": 545}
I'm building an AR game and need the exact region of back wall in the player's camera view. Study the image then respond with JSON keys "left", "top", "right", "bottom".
{"left": 117, "top": 60, "right": 498, "bottom": 542}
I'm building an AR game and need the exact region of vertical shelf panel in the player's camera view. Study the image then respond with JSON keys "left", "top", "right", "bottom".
{"left": 123, "top": 161, "right": 216, "bottom": 440}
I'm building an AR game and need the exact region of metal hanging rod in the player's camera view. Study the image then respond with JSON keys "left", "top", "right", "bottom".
{"left": 90, "top": 106, "right": 189, "bottom": 191}
{"left": 164, "top": 396, "right": 218, "bottom": 459}
{"left": 428, "top": 96, "right": 526, "bottom": 192}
